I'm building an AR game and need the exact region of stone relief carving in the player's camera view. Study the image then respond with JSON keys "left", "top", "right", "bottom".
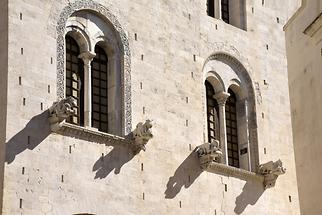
{"left": 255, "top": 82, "right": 262, "bottom": 105}
{"left": 195, "top": 140, "right": 222, "bottom": 169}
{"left": 258, "top": 159, "right": 286, "bottom": 189}
{"left": 56, "top": 0, "right": 132, "bottom": 135}
{"left": 48, "top": 97, "right": 77, "bottom": 132}
{"left": 131, "top": 120, "right": 153, "bottom": 154}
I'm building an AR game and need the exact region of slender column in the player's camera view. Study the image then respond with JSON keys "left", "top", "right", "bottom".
{"left": 215, "top": 0, "right": 222, "bottom": 19}
{"left": 213, "top": 91, "right": 230, "bottom": 165}
{"left": 79, "top": 51, "right": 96, "bottom": 128}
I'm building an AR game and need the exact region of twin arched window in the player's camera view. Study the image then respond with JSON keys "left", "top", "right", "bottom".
{"left": 204, "top": 55, "right": 258, "bottom": 171}
{"left": 64, "top": 10, "right": 123, "bottom": 136}
{"left": 65, "top": 36, "right": 109, "bottom": 133}
{"left": 205, "top": 82, "right": 240, "bottom": 168}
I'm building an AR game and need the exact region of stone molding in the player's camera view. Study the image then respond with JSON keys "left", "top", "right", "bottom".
{"left": 56, "top": 0, "right": 132, "bottom": 135}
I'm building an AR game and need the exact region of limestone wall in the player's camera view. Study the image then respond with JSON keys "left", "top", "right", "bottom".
{"left": 285, "top": 0, "right": 322, "bottom": 214}
{"left": 2, "top": 0, "right": 300, "bottom": 214}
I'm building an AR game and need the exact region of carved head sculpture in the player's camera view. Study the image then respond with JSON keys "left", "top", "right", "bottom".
{"left": 195, "top": 140, "right": 222, "bottom": 157}
{"left": 258, "top": 159, "right": 286, "bottom": 176}
{"left": 50, "top": 96, "right": 77, "bottom": 119}
{"left": 142, "top": 119, "right": 153, "bottom": 139}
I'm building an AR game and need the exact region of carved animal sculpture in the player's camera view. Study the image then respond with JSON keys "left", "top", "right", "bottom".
{"left": 258, "top": 159, "right": 286, "bottom": 189}
{"left": 258, "top": 159, "right": 286, "bottom": 176}
{"left": 133, "top": 119, "right": 153, "bottom": 151}
{"left": 49, "top": 96, "right": 77, "bottom": 120}
{"left": 195, "top": 140, "right": 222, "bottom": 158}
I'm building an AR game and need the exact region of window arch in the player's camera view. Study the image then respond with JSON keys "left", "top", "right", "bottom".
{"left": 56, "top": 2, "right": 131, "bottom": 136}
{"left": 203, "top": 53, "right": 258, "bottom": 172}
{"left": 59, "top": 7, "right": 130, "bottom": 136}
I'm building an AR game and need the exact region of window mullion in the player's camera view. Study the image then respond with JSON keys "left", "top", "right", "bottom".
{"left": 79, "top": 51, "right": 96, "bottom": 128}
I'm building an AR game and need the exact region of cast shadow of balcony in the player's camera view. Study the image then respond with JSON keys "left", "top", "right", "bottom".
{"left": 92, "top": 143, "right": 135, "bottom": 179}
{"left": 234, "top": 180, "right": 264, "bottom": 214}
{"left": 164, "top": 151, "right": 203, "bottom": 199}
{"left": 5, "top": 111, "right": 51, "bottom": 164}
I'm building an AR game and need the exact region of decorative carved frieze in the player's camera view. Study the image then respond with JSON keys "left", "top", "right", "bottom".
{"left": 48, "top": 97, "right": 77, "bottom": 132}
{"left": 195, "top": 140, "right": 222, "bottom": 169}
{"left": 131, "top": 120, "right": 153, "bottom": 154}
{"left": 258, "top": 159, "right": 286, "bottom": 189}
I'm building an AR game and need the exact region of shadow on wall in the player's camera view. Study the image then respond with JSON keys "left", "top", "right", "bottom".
{"left": 5, "top": 111, "right": 51, "bottom": 164}
{"left": 234, "top": 180, "right": 264, "bottom": 214}
{"left": 92, "top": 142, "right": 135, "bottom": 179}
{"left": 164, "top": 151, "right": 203, "bottom": 199}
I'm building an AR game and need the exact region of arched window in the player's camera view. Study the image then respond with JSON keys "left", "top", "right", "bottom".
{"left": 205, "top": 80, "right": 220, "bottom": 143}
{"left": 203, "top": 52, "right": 258, "bottom": 172}
{"left": 226, "top": 88, "right": 239, "bottom": 168}
{"left": 65, "top": 35, "right": 84, "bottom": 126}
{"left": 91, "top": 45, "right": 108, "bottom": 133}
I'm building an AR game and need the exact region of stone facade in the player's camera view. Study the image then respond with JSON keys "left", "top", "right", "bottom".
{"left": 285, "top": 0, "right": 322, "bottom": 214}
{"left": 0, "top": 0, "right": 301, "bottom": 214}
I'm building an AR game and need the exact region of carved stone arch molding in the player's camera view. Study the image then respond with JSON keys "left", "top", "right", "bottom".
{"left": 203, "top": 44, "right": 259, "bottom": 171}
{"left": 56, "top": 0, "right": 132, "bottom": 135}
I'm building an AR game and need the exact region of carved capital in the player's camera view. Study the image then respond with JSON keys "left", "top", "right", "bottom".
{"left": 213, "top": 92, "right": 230, "bottom": 106}
{"left": 48, "top": 97, "right": 77, "bottom": 132}
{"left": 78, "top": 51, "right": 96, "bottom": 65}
{"left": 131, "top": 120, "right": 153, "bottom": 154}
{"left": 258, "top": 159, "right": 286, "bottom": 189}
{"left": 195, "top": 140, "right": 222, "bottom": 169}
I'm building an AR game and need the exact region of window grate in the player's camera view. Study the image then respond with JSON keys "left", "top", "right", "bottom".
{"left": 91, "top": 45, "right": 108, "bottom": 133}
{"left": 207, "top": 0, "right": 215, "bottom": 18}
{"left": 221, "top": 0, "right": 230, "bottom": 24}
{"left": 205, "top": 81, "right": 220, "bottom": 143}
{"left": 65, "top": 35, "right": 84, "bottom": 126}
{"left": 226, "top": 88, "right": 239, "bottom": 168}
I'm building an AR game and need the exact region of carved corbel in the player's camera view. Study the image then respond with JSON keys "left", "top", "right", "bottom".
{"left": 131, "top": 119, "right": 153, "bottom": 154}
{"left": 48, "top": 97, "right": 77, "bottom": 132}
{"left": 195, "top": 140, "right": 222, "bottom": 169}
{"left": 258, "top": 159, "right": 286, "bottom": 189}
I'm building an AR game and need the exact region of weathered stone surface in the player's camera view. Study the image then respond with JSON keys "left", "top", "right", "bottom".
{"left": 0, "top": 0, "right": 301, "bottom": 214}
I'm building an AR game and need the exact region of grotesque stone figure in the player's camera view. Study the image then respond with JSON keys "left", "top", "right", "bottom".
{"left": 132, "top": 119, "right": 153, "bottom": 154}
{"left": 48, "top": 97, "right": 77, "bottom": 131}
{"left": 195, "top": 140, "right": 222, "bottom": 169}
{"left": 258, "top": 159, "right": 286, "bottom": 189}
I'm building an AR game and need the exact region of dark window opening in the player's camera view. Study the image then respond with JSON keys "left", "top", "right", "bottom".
{"left": 65, "top": 35, "right": 84, "bottom": 126}
{"left": 226, "top": 88, "right": 239, "bottom": 168}
{"left": 91, "top": 45, "right": 108, "bottom": 133}
{"left": 205, "top": 81, "right": 220, "bottom": 143}
{"left": 207, "top": 0, "right": 215, "bottom": 18}
{"left": 221, "top": 0, "right": 230, "bottom": 24}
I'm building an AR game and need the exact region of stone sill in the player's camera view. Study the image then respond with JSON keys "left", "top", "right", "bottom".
{"left": 55, "top": 122, "right": 131, "bottom": 145}
{"left": 205, "top": 162, "right": 264, "bottom": 182}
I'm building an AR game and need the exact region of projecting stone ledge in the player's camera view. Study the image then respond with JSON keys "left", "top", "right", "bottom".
{"left": 195, "top": 142, "right": 286, "bottom": 188}
{"left": 53, "top": 120, "right": 153, "bottom": 155}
